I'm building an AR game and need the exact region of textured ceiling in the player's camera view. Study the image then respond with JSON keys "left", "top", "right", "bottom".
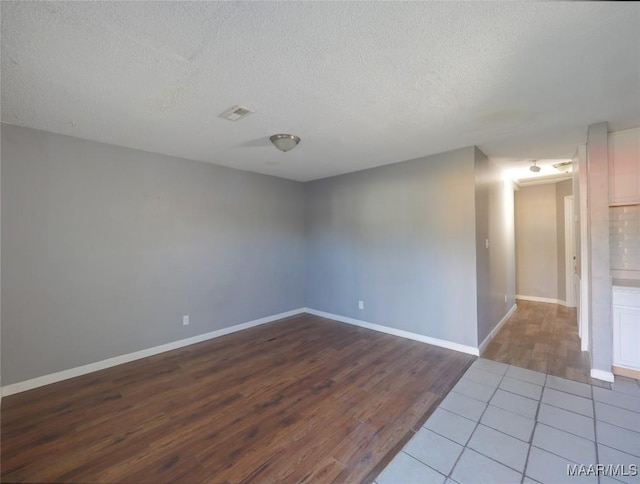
{"left": 2, "top": 1, "right": 639, "bottom": 181}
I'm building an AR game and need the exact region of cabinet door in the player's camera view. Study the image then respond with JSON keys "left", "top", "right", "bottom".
{"left": 613, "top": 306, "right": 640, "bottom": 369}
{"left": 609, "top": 129, "right": 640, "bottom": 205}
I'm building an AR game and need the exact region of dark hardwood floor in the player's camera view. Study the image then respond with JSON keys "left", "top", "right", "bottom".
{"left": 1, "top": 313, "right": 474, "bottom": 483}
{"left": 481, "top": 299, "right": 609, "bottom": 387}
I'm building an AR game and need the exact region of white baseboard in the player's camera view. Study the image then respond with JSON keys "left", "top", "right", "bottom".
{"left": 1, "top": 308, "right": 305, "bottom": 397}
{"left": 478, "top": 304, "right": 518, "bottom": 354}
{"left": 590, "top": 368, "right": 615, "bottom": 382}
{"left": 304, "top": 308, "right": 479, "bottom": 356}
{"left": 516, "top": 295, "right": 572, "bottom": 307}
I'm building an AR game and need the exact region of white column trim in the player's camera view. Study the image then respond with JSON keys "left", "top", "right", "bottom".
{"left": 590, "top": 368, "right": 615, "bottom": 382}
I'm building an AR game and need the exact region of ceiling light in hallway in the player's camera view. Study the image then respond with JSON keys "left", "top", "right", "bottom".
{"left": 270, "top": 134, "right": 301, "bottom": 152}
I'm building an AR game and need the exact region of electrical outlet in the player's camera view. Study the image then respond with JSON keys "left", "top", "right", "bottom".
{"left": 485, "top": 238, "right": 490, "bottom": 249}
{"left": 183, "top": 315, "right": 189, "bottom": 326}
{"left": 358, "top": 300, "right": 364, "bottom": 310}
{"left": 504, "top": 294, "right": 507, "bottom": 303}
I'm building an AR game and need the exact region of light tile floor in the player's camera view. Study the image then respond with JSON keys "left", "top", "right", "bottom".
{"left": 375, "top": 359, "right": 640, "bottom": 484}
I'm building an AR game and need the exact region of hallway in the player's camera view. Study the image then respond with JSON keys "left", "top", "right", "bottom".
{"left": 481, "top": 300, "right": 609, "bottom": 388}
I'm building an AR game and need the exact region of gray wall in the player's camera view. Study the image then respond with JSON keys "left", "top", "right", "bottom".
{"left": 2, "top": 125, "right": 520, "bottom": 385}
{"left": 586, "top": 122, "right": 612, "bottom": 374}
{"left": 475, "top": 148, "right": 516, "bottom": 345}
{"left": 556, "top": 179, "right": 573, "bottom": 301}
{"left": 1, "top": 125, "right": 305, "bottom": 385}
{"left": 305, "top": 147, "right": 480, "bottom": 348}
{"left": 0, "top": 128, "right": 2, "bottom": 389}
{"left": 515, "top": 180, "right": 574, "bottom": 302}
{"left": 515, "top": 184, "right": 559, "bottom": 299}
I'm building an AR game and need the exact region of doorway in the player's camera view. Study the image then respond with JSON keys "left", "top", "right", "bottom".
{"left": 481, "top": 179, "right": 602, "bottom": 385}
{"left": 513, "top": 179, "right": 574, "bottom": 307}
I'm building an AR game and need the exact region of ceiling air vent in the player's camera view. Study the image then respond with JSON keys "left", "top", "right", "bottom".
{"left": 221, "top": 105, "right": 254, "bottom": 121}
{"left": 553, "top": 161, "right": 573, "bottom": 172}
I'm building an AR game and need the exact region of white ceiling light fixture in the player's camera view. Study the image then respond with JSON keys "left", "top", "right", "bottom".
{"left": 270, "top": 134, "right": 301, "bottom": 152}
{"left": 529, "top": 160, "right": 541, "bottom": 173}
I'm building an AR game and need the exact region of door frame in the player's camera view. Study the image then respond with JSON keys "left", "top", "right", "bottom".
{"left": 564, "top": 195, "right": 576, "bottom": 307}
{"left": 577, "top": 145, "right": 590, "bottom": 351}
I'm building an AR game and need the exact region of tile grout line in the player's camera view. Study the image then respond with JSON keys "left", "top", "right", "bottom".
{"left": 592, "top": 390, "right": 640, "bottom": 414}
{"left": 454, "top": 382, "right": 540, "bottom": 405}
{"left": 399, "top": 450, "right": 448, "bottom": 482}
{"left": 395, "top": 361, "right": 637, "bottom": 484}
{"left": 592, "top": 403, "right": 640, "bottom": 434}
{"left": 525, "top": 425, "right": 616, "bottom": 474}
{"left": 427, "top": 400, "right": 550, "bottom": 455}
{"left": 521, "top": 372, "right": 547, "bottom": 483}
{"left": 446, "top": 364, "right": 534, "bottom": 481}
{"left": 471, "top": 362, "right": 639, "bottom": 478}
{"left": 591, "top": 382, "right": 602, "bottom": 484}
{"left": 470, "top": 364, "right": 544, "bottom": 477}
{"left": 392, "top": 361, "right": 490, "bottom": 481}
{"left": 379, "top": 359, "right": 479, "bottom": 484}
{"left": 463, "top": 370, "right": 602, "bottom": 407}
{"left": 523, "top": 375, "right": 614, "bottom": 469}
{"left": 597, "top": 441, "right": 640, "bottom": 460}
{"left": 445, "top": 365, "right": 505, "bottom": 480}
{"left": 469, "top": 415, "right": 533, "bottom": 445}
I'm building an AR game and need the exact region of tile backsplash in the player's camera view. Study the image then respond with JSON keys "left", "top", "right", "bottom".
{"left": 610, "top": 205, "right": 640, "bottom": 272}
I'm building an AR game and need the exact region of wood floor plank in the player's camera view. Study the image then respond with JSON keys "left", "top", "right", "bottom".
{"left": 1, "top": 314, "right": 474, "bottom": 482}
{"left": 481, "top": 300, "right": 610, "bottom": 388}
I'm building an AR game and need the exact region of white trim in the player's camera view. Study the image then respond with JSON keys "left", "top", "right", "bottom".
{"left": 1, "top": 308, "right": 305, "bottom": 397}
{"left": 516, "top": 174, "right": 573, "bottom": 186}
{"left": 579, "top": 274, "right": 590, "bottom": 351}
{"left": 564, "top": 196, "right": 576, "bottom": 308}
{"left": 516, "top": 295, "right": 569, "bottom": 306}
{"left": 590, "top": 368, "right": 615, "bottom": 383}
{"left": 577, "top": 144, "right": 590, "bottom": 353}
{"left": 479, "top": 304, "right": 518, "bottom": 354}
{"left": 575, "top": 274, "right": 585, "bottom": 348}
{"left": 304, "top": 308, "right": 480, "bottom": 356}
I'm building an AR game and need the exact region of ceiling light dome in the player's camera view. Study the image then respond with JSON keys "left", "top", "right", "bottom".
{"left": 270, "top": 134, "right": 300, "bottom": 152}
{"left": 530, "top": 160, "right": 541, "bottom": 173}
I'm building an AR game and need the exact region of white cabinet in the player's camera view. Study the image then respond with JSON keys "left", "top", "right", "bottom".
{"left": 609, "top": 128, "right": 640, "bottom": 205}
{"left": 612, "top": 286, "right": 640, "bottom": 371}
